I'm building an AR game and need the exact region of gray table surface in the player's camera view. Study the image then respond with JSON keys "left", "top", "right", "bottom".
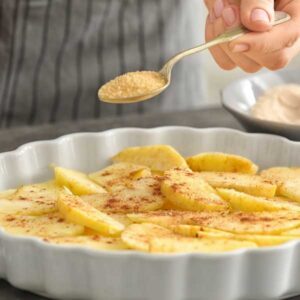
{"left": 0, "top": 105, "right": 299, "bottom": 300}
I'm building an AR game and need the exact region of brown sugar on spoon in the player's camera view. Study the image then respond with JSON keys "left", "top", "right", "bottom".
{"left": 99, "top": 71, "right": 166, "bottom": 102}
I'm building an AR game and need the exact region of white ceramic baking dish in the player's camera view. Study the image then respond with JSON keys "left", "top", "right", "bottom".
{"left": 1, "top": 127, "right": 300, "bottom": 300}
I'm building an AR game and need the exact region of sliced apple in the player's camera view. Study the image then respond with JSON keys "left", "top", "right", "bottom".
{"left": 128, "top": 210, "right": 300, "bottom": 234}
{"left": 198, "top": 172, "right": 276, "bottom": 198}
{"left": 217, "top": 188, "right": 300, "bottom": 212}
{"left": 0, "top": 181, "right": 62, "bottom": 215}
{"left": 89, "top": 163, "right": 151, "bottom": 192}
{"left": 149, "top": 236, "right": 257, "bottom": 253}
{"left": 82, "top": 176, "right": 164, "bottom": 213}
{"left": 57, "top": 193, "right": 124, "bottom": 236}
{"left": 121, "top": 223, "right": 173, "bottom": 251}
{"left": 0, "top": 213, "right": 84, "bottom": 237}
{"left": 44, "top": 235, "right": 128, "bottom": 251}
{"left": 54, "top": 166, "right": 107, "bottom": 195}
{"left": 186, "top": 152, "right": 258, "bottom": 174}
{"left": 112, "top": 145, "right": 188, "bottom": 172}
{"left": 161, "top": 168, "right": 228, "bottom": 211}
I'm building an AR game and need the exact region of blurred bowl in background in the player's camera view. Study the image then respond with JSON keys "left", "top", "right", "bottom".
{"left": 221, "top": 68, "right": 300, "bottom": 141}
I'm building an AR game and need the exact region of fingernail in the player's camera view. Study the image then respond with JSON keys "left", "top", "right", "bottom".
{"left": 232, "top": 44, "right": 250, "bottom": 53}
{"left": 214, "top": 0, "right": 224, "bottom": 18}
{"left": 222, "top": 7, "right": 236, "bottom": 27}
{"left": 251, "top": 8, "right": 270, "bottom": 23}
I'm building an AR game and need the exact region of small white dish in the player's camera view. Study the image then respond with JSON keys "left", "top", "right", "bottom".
{"left": 1, "top": 127, "right": 300, "bottom": 300}
{"left": 222, "top": 68, "right": 300, "bottom": 140}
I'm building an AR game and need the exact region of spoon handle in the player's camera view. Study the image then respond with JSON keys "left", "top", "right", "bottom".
{"left": 161, "top": 11, "right": 290, "bottom": 77}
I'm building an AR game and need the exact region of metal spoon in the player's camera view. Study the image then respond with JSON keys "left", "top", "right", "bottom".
{"left": 100, "top": 11, "right": 290, "bottom": 104}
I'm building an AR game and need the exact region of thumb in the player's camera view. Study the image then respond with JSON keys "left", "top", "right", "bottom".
{"left": 240, "top": 0, "right": 275, "bottom": 32}
{"left": 229, "top": 17, "right": 299, "bottom": 54}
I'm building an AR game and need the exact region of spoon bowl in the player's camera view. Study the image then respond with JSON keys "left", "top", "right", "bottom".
{"left": 100, "top": 82, "right": 170, "bottom": 104}
{"left": 99, "top": 11, "right": 291, "bottom": 104}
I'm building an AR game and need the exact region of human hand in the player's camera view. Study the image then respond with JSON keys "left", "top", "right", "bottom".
{"left": 204, "top": 0, "right": 300, "bottom": 72}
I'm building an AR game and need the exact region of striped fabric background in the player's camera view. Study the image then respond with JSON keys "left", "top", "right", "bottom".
{"left": 0, "top": 0, "right": 204, "bottom": 128}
